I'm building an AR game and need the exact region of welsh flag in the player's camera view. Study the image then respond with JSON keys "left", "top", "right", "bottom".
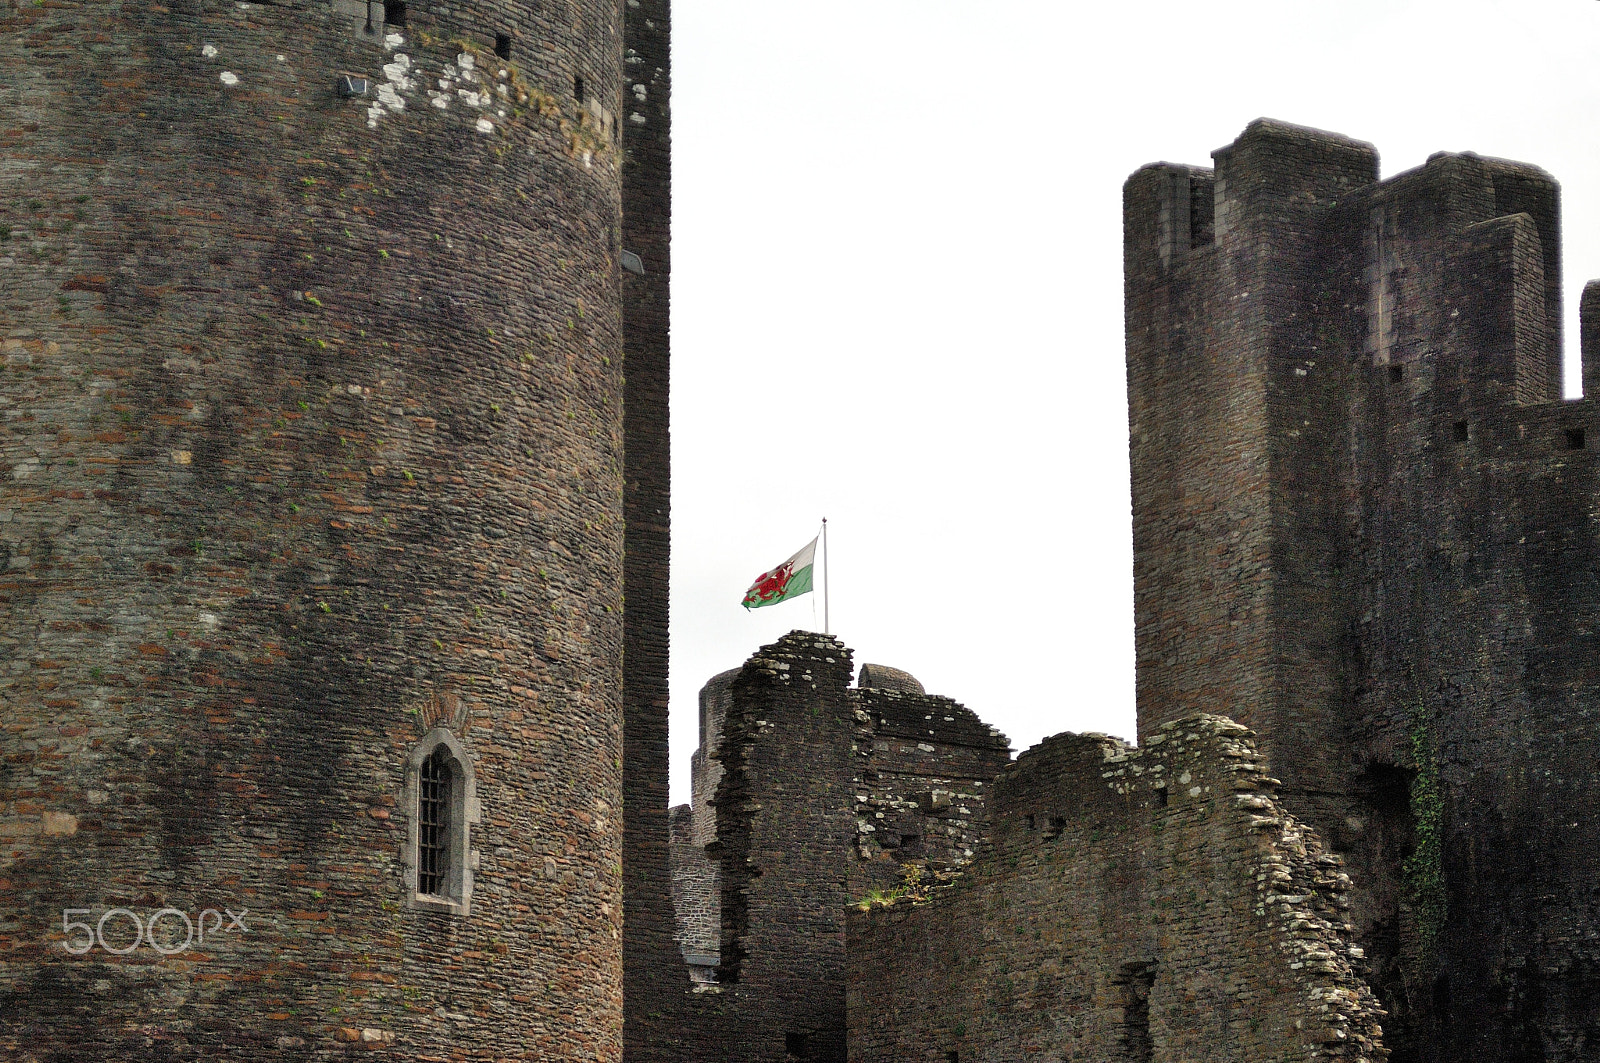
{"left": 741, "top": 537, "right": 817, "bottom": 610}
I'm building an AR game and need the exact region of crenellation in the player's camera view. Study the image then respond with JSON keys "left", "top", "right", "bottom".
{"left": 1141, "top": 163, "right": 1219, "bottom": 270}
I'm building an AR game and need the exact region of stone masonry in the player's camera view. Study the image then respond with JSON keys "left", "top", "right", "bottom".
{"left": 6, "top": 17, "right": 1599, "bottom": 1061}
{"left": 619, "top": 0, "right": 677, "bottom": 1053}
{"left": 666, "top": 802, "right": 717, "bottom": 981}
{"left": 641, "top": 632, "right": 1010, "bottom": 1063}
{"left": 0, "top": 2, "right": 657, "bottom": 1059}
{"left": 1127, "top": 119, "right": 1600, "bottom": 1061}
{"left": 847, "top": 716, "right": 1388, "bottom": 1063}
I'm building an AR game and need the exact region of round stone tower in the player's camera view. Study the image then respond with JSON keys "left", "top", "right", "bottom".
{"left": 0, "top": 2, "right": 627, "bottom": 1058}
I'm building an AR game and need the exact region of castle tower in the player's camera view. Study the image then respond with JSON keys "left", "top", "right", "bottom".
{"left": 1125, "top": 119, "right": 1381, "bottom": 798}
{"left": 0, "top": 2, "right": 647, "bottom": 1058}
{"left": 1128, "top": 120, "right": 1600, "bottom": 1062}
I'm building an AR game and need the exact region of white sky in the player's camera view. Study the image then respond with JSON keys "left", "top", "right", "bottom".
{"left": 665, "top": 0, "right": 1600, "bottom": 804}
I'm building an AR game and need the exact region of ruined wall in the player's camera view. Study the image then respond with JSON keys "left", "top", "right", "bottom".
{"left": 661, "top": 667, "right": 738, "bottom": 981}
{"left": 847, "top": 716, "right": 1387, "bottom": 1063}
{"left": 710, "top": 634, "right": 863, "bottom": 1063}
{"left": 852, "top": 685, "right": 1006, "bottom": 874}
{"left": 666, "top": 804, "right": 717, "bottom": 979}
{"left": 0, "top": 2, "right": 630, "bottom": 1059}
{"left": 691, "top": 666, "right": 738, "bottom": 847}
{"left": 640, "top": 634, "right": 1009, "bottom": 1063}
{"left": 1127, "top": 120, "right": 1600, "bottom": 1061}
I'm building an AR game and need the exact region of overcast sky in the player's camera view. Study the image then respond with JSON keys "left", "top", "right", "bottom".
{"left": 664, "top": 0, "right": 1600, "bottom": 804}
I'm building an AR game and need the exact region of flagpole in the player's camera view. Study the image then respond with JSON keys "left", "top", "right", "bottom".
{"left": 822, "top": 518, "right": 830, "bottom": 635}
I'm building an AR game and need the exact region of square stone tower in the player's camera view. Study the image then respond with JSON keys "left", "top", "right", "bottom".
{"left": 1127, "top": 119, "right": 1600, "bottom": 1062}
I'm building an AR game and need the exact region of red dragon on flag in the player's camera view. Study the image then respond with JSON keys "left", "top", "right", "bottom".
{"left": 742, "top": 562, "right": 795, "bottom": 609}
{"left": 741, "top": 538, "right": 817, "bottom": 611}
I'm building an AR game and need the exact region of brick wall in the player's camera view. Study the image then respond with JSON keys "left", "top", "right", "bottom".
{"left": 847, "top": 716, "right": 1387, "bottom": 1063}
{"left": 0, "top": 3, "right": 629, "bottom": 1059}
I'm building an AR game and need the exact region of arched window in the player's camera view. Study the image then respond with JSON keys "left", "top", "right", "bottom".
{"left": 418, "top": 749, "right": 451, "bottom": 895}
{"left": 405, "top": 729, "right": 479, "bottom": 914}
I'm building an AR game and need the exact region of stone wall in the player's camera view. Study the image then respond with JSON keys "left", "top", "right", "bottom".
{"left": 691, "top": 667, "right": 738, "bottom": 847}
{"left": 847, "top": 716, "right": 1388, "bottom": 1063}
{"left": 638, "top": 633, "right": 1010, "bottom": 1063}
{"left": 667, "top": 805, "right": 717, "bottom": 980}
{"left": 1126, "top": 120, "right": 1600, "bottom": 1061}
{"left": 1126, "top": 119, "right": 1380, "bottom": 796}
{"left": 853, "top": 686, "right": 1005, "bottom": 874}
{"left": 0, "top": 3, "right": 633, "bottom": 1059}
{"left": 709, "top": 635, "right": 862, "bottom": 1062}
{"left": 619, "top": 0, "right": 678, "bottom": 1053}
{"left": 661, "top": 667, "right": 738, "bottom": 980}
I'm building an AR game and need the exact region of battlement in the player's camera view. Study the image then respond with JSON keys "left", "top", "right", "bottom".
{"left": 1127, "top": 121, "right": 1566, "bottom": 414}
{"left": 1126, "top": 119, "right": 1377, "bottom": 277}
{"left": 1125, "top": 163, "right": 1217, "bottom": 271}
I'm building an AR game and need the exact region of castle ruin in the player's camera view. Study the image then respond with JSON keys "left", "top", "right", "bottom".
{"left": 2, "top": 4, "right": 1598, "bottom": 1058}
{"left": 640, "top": 120, "right": 1600, "bottom": 1063}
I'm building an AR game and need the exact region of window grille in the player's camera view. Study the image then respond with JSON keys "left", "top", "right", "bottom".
{"left": 418, "top": 749, "right": 452, "bottom": 896}
{"left": 406, "top": 727, "right": 477, "bottom": 913}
